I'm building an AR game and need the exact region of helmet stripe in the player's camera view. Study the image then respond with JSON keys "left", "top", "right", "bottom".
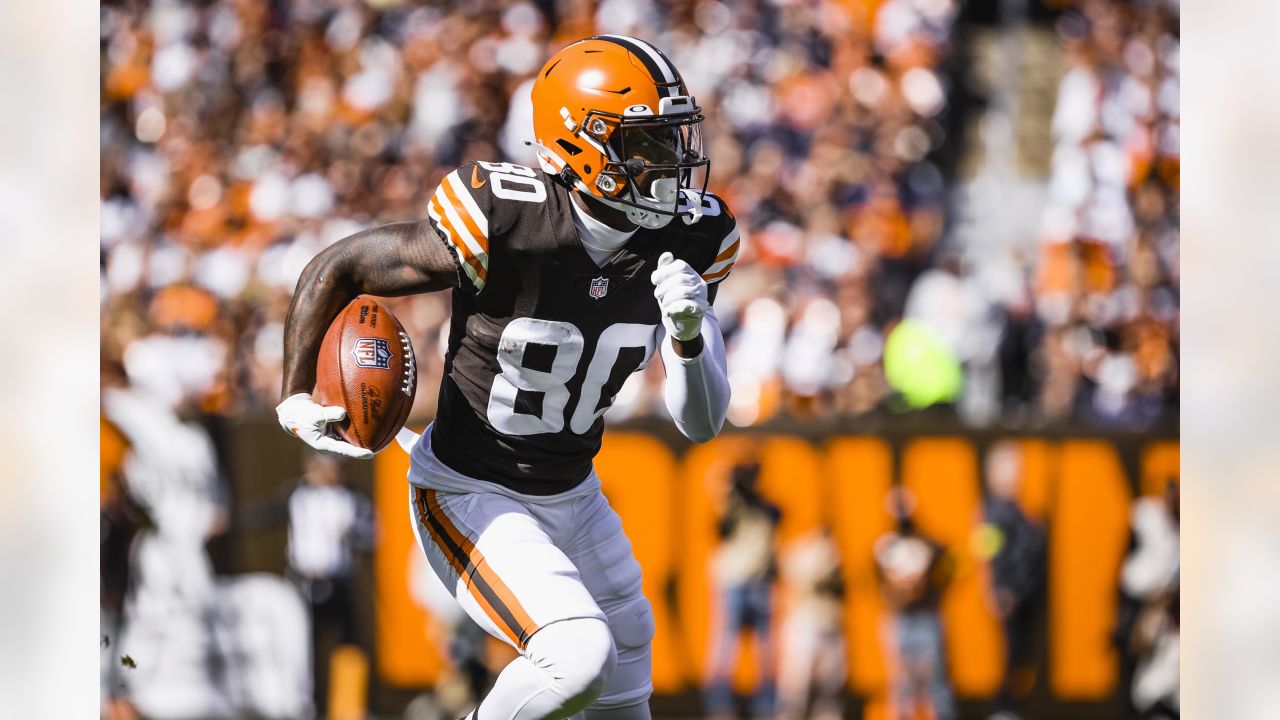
{"left": 644, "top": 42, "right": 682, "bottom": 86}
{"left": 593, "top": 35, "right": 681, "bottom": 97}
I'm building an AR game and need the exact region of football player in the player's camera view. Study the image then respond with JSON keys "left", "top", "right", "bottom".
{"left": 276, "top": 36, "right": 738, "bottom": 720}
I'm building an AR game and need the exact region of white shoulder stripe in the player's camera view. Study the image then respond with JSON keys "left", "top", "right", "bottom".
{"left": 426, "top": 199, "right": 485, "bottom": 291}
{"left": 703, "top": 256, "right": 737, "bottom": 278}
{"left": 718, "top": 225, "right": 741, "bottom": 253}
{"left": 444, "top": 170, "right": 489, "bottom": 238}
{"left": 433, "top": 187, "right": 488, "bottom": 263}
{"left": 703, "top": 225, "right": 742, "bottom": 279}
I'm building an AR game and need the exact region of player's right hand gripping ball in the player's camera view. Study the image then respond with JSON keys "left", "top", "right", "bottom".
{"left": 651, "top": 252, "right": 708, "bottom": 342}
{"left": 278, "top": 295, "right": 417, "bottom": 457}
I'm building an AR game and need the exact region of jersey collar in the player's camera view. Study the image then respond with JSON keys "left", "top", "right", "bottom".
{"left": 553, "top": 179, "right": 655, "bottom": 283}
{"left": 569, "top": 194, "right": 638, "bottom": 266}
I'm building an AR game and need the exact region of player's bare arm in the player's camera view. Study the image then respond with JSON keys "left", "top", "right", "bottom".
{"left": 281, "top": 221, "right": 456, "bottom": 398}
{"left": 276, "top": 221, "right": 456, "bottom": 458}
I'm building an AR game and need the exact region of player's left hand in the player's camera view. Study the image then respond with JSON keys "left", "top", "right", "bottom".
{"left": 275, "top": 393, "right": 374, "bottom": 459}
{"left": 651, "top": 251, "right": 708, "bottom": 342}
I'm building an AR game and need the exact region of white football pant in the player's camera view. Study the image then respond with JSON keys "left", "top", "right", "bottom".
{"left": 408, "top": 430, "right": 654, "bottom": 719}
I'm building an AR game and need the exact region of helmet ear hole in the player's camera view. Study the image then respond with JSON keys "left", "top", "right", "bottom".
{"left": 556, "top": 139, "right": 583, "bottom": 156}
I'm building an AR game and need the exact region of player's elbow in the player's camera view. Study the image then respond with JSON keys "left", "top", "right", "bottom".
{"left": 297, "top": 247, "right": 338, "bottom": 288}
{"left": 297, "top": 243, "right": 356, "bottom": 296}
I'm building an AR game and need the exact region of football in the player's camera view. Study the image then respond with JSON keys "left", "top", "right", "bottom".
{"left": 313, "top": 295, "right": 416, "bottom": 452}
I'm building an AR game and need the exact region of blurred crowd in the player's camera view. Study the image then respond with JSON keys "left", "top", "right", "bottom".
{"left": 1021, "top": 0, "right": 1180, "bottom": 429}
{"left": 98, "top": 0, "right": 1178, "bottom": 429}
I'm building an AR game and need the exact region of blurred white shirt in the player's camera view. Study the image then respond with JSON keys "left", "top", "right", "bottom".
{"left": 287, "top": 484, "right": 368, "bottom": 579}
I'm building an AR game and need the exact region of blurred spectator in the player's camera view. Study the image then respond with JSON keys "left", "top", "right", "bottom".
{"left": 101, "top": 377, "right": 231, "bottom": 718}
{"left": 1116, "top": 480, "right": 1179, "bottom": 719}
{"left": 875, "top": 487, "right": 956, "bottom": 720}
{"left": 705, "top": 459, "right": 780, "bottom": 719}
{"left": 102, "top": 364, "right": 313, "bottom": 719}
{"left": 994, "top": 257, "right": 1043, "bottom": 425}
{"left": 101, "top": 367, "right": 146, "bottom": 720}
{"left": 904, "top": 251, "right": 1002, "bottom": 422}
{"left": 287, "top": 453, "right": 375, "bottom": 714}
{"left": 776, "top": 527, "right": 846, "bottom": 720}
{"left": 981, "top": 442, "right": 1046, "bottom": 719}
{"left": 240, "top": 451, "right": 375, "bottom": 715}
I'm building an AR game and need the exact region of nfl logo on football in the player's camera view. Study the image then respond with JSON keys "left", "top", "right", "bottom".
{"left": 589, "top": 277, "right": 609, "bottom": 300}
{"left": 352, "top": 337, "right": 393, "bottom": 369}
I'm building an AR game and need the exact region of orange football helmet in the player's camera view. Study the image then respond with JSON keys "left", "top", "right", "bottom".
{"left": 531, "top": 35, "right": 709, "bottom": 228}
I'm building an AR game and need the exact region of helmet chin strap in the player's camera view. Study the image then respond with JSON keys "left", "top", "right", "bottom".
{"left": 596, "top": 197, "right": 674, "bottom": 229}
{"left": 570, "top": 176, "right": 676, "bottom": 230}
{"left": 598, "top": 176, "right": 681, "bottom": 229}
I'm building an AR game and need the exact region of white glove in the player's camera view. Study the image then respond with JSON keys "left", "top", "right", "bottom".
{"left": 651, "top": 251, "right": 708, "bottom": 342}
{"left": 275, "top": 393, "right": 373, "bottom": 459}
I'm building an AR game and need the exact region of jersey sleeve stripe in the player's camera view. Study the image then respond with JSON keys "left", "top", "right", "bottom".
{"left": 435, "top": 196, "right": 490, "bottom": 289}
{"left": 712, "top": 238, "right": 740, "bottom": 265}
{"left": 428, "top": 193, "right": 481, "bottom": 269}
{"left": 434, "top": 185, "right": 489, "bottom": 264}
{"left": 716, "top": 225, "right": 741, "bottom": 255}
{"left": 701, "top": 239, "right": 738, "bottom": 276}
{"left": 702, "top": 264, "right": 734, "bottom": 282}
{"left": 443, "top": 170, "right": 490, "bottom": 242}
{"left": 428, "top": 195, "right": 487, "bottom": 291}
{"left": 700, "top": 226, "right": 741, "bottom": 282}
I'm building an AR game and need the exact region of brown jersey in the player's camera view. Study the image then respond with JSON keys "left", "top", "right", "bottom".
{"left": 422, "top": 160, "right": 740, "bottom": 495}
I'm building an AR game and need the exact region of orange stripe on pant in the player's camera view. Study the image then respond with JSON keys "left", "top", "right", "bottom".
{"left": 414, "top": 488, "right": 540, "bottom": 649}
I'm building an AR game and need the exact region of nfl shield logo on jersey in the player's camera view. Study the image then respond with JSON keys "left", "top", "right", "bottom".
{"left": 589, "top": 277, "right": 609, "bottom": 300}
{"left": 351, "top": 337, "right": 393, "bottom": 369}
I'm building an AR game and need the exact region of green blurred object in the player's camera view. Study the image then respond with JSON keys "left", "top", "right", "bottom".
{"left": 883, "top": 319, "right": 963, "bottom": 408}
{"left": 971, "top": 522, "right": 1006, "bottom": 561}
